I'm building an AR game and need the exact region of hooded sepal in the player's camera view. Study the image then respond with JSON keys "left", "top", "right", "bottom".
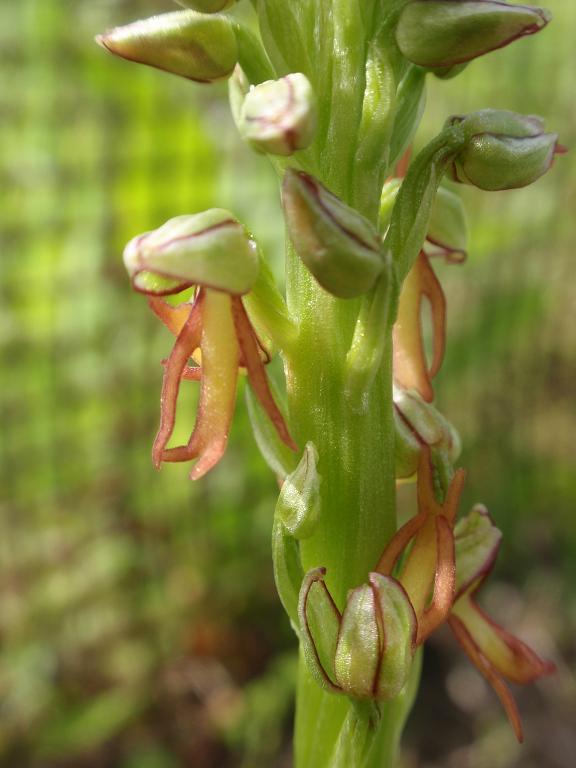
{"left": 396, "top": 1, "right": 551, "bottom": 70}
{"left": 96, "top": 10, "right": 239, "bottom": 83}
{"left": 123, "top": 211, "right": 259, "bottom": 296}
{"left": 282, "top": 170, "right": 385, "bottom": 298}
{"left": 447, "top": 109, "right": 561, "bottom": 191}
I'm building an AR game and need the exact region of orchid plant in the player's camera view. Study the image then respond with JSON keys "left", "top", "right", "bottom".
{"left": 97, "top": 2, "right": 561, "bottom": 766}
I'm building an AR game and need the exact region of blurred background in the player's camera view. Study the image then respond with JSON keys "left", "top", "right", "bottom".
{"left": 0, "top": 1, "right": 574, "bottom": 766}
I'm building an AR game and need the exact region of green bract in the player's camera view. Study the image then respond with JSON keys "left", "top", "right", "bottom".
{"left": 123, "top": 210, "right": 259, "bottom": 295}
{"left": 96, "top": 10, "right": 238, "bottom": 83}
{"left": 282, "top": 169, "right": 385, "bottom": 299}
{"left": 240, "top": 73, "right": 317, "bottom": 156}
{"left": 276, "top": 442, "right": 321, "bottom": 539}
{"left": 396, "top": 1, "right": 550, "bottom": 69}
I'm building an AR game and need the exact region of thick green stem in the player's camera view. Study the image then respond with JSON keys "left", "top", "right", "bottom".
{"left": 271, "top": 4, "right": 422, "bottom": 764}
{"left": 285, "top": 236, "right": 404, "bottom": 765}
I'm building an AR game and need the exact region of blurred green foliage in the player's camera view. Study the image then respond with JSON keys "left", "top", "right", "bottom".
{"left": 0, "top": 1, "right": 574, "bottom": 766}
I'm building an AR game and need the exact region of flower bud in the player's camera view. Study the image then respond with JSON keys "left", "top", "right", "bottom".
{"left": 240, "top": 73, "right": 317, "bottom": 156}
{"left": 334, "top": 574, "right": 416, "bottom": 699}
{"left": 446, "top": 108, "right": 560, "bottom": 190}
{"left": 176, "top": 0, "right": 236, "bottom": 12}
{"left": 396, "top": 1, "right": 551, "bottom": 69}
{"left": 299, "top": 569, "right": 416, "bottom": 700}
{"left": 276, "top": 442, "right": 321, "bottom": 539}
{"left": 96, "top": 10, "right": 238, "bottom": 83}
{"left": 124, "top": 210, "right": 259, "bottom": 296}
{"left": 282, "top": 170, "right": 385, "bottom": 298}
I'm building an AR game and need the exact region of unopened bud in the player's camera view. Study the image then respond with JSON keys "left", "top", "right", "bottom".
{"left": 333, "top": 574, "right": 416, "bottom": 699}
{"left": 123, "top": 210, "right": 259, "bottom": 296}
{"left": 396, "top": 1, "right": 550, "bottom": 69}
{"left": 282, "top": 170, "right": 385, "bottom": 298}
{"left": 276, "top": 442, "right": 321, "bottom": 539}
{"left": 299, "top": 569, "right": 416, "bottom": 700}
{"left": 240, "top": 73, "right": 317, "bottom": 156}
{"left": 448, "top": 109, "right": 560, "bottom": 190}
{"left": 96, "top": 10, "right": 238, "bottom": 83}
{"left": 176, "top": 0, "right": 236, "bottom": 12}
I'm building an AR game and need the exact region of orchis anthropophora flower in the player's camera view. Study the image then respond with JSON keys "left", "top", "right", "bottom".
{"left": 124, "top": 211, "right": 296, "bottom": 480}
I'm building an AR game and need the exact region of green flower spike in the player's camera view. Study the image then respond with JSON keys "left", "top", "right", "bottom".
{"left": 282, "top": 169, "right": 385, "bottom": 298}
{"left": 96, "top": 10, "right": 238, "bottom": 83}
{"left": 396, "top": 1, "right": 551, "bottom": 70}
{"left": 240, "top": 73, "right": 317, "bottom": 156}
{"left": 124, "top": 212, "right": 296, "bottom": 479}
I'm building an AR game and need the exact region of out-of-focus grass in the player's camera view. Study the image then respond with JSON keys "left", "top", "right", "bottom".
{"left": 0, "top": 1, "right": 574, "bottom": 766}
